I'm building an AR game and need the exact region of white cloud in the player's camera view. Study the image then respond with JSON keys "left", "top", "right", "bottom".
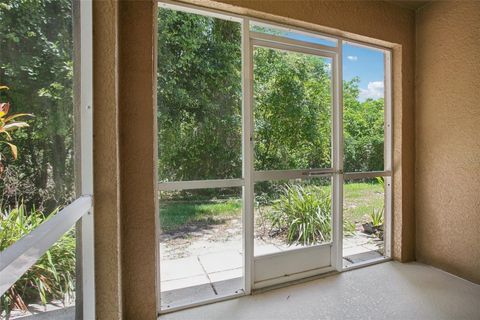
{"left": 347, "top": 55, "right": 358, "bottom": 61}
{"left": 359, "top": 81, "right": 384, "bottom": 101}
{"left": 324, "top": 62, "right": 332, "bottom": 74}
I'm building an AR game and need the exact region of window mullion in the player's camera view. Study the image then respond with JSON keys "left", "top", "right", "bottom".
{"left": 242, "top": 17, "right": 255, "bottom": 295}
{"left": 332, "top": 40, "right": 344, "bottom": 271}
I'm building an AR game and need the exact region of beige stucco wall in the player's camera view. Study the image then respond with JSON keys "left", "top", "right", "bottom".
{"left": 416, "top": 1, "right": 480, "bottom": 284}
{"left": 93, "top": 1, "right": 159, "bottom": 319}
{"left": 118, "top": 1, "right": 159, "bottom": 319}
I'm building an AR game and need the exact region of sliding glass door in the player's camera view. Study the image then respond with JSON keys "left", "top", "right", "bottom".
{"left": 249, "top": 40, "right": 338, "bottom": 287}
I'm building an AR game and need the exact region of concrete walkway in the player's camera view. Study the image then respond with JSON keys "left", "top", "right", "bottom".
{"left": 161, "top": 250, "right": 243, "bottom": 292}
{"left": 160, "top": 248, "right": 244, "bottom": 309}
{"left": 6, "top": 304, "right": 74, "bottom": 320}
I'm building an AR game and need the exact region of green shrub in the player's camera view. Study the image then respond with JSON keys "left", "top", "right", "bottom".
{"left": 369, "top": 207, "right": 384, "bottom": 227}
{"left": 343, "top": 220, "right": 356, "bottom": 236}
{"left": 0, "top": 205, "right": 75, "bottom": 313}
{"left": 269, "top": 184, "right": 331, "bottom": 245}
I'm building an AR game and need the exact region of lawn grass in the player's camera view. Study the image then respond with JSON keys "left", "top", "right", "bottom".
{"left": 286, "top": 182, "right": 384, "bottom": 224}
{"left": 343, "top": 182, "right": 384, "bottom": 223}
{"left": 159, "top": 199, "right": 242, "bottom": 232}
{"left": 159, "top": 182, "right": 383, "bottom": 232}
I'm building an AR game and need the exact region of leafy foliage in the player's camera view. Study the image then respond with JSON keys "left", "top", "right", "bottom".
{"left": 369, "top": 207, "right": 384, "bottom": 227}
{"left": 372, "top": 177, "right": 386, "bottom": 227}
{"left": 157, "top": 9, "right": 242, "bottom": 182}
{"left": 343, "top": 78, "right": 385, "bottom": 172}
{"left": 0, "top": 0, "right": 75, "bottom": 211}
{"left": 343, "top": 220, "right": 356, "bottom": 236}
{"left": 0, "top": 86, "right": 31, "bottom": 166}
{"left": 253, "top": 47, "right": 332, "bottom": 170}
{"left": 157, "top": 9, "right": 385, "bottom": 184}
{"left": 0, "top": 1, "right": 76, "bottom": 312}
{"left": 269, "top": 184, "right": 331, "bottom": 245}
{"left": 0, "top": 205, "right": 75, "bottom": 314}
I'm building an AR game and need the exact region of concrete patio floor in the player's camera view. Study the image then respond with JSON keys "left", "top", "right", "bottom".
{"left": 160, "top": 232, "right": 384, "bottom": 309}
{"left": 161, "top": 250, "right": 243, "bottom": 292}
{"left": 161, "top": 261, "right": 480, "bottom": 320}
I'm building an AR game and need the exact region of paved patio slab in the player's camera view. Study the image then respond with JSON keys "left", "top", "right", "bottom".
{"left": 162, "top": 274, "right": 210, "bottom": 292}
{"left": 209, "top": 268, "right": 242, "bottom": 283}
{"left": 161, "top": 256, "right": 205, "bottom": 281}
{"left": 198, "top": 251, "right": 242, "bottom": 274}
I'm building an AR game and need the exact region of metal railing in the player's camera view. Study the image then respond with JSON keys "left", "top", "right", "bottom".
{"left": 0, "top": 195, "right": 93, "bottom": 296}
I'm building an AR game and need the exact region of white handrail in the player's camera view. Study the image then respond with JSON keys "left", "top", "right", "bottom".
{"left": 0, "top": 195, "right": 92, "bottom": 296}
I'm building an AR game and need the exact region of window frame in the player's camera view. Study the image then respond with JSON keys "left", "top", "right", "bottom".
{"left": 75, "top": 0, "right": 95, "bottom": 318}
{"left": 0, "top": 1, "right": 96, "bottom": 318}
{"left": 156, "top": 0, "right": 393, "bottom": 313}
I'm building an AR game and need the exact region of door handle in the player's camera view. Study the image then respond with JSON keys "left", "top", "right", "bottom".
{"left": 301, "top": 169, "right": 342, "bottom": 176}
{"left": 301, "top": 170, "right": 333, "bottom": 176}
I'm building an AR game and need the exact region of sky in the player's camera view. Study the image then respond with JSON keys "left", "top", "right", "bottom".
{"left": 343, "top": 43, "right": 385, "bottom": 102}
{"left": 283, "top": 31, "right": 386, "bottom": 102}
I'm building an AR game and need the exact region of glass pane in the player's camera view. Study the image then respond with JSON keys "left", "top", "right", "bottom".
{"left": 253, "top": 47, "right": 332, "bottom": 171}
{"left": 254, "top": 177, "right": 332, "bottom": 256}
{"left": 1, "top": 0, "right": 76, "bottom": 317}
{"left": 157, "top": 8, "right": 242, "bottom": 182}
{"left": 343, "top": 43, "right": 385, "bottom": 172}
{"left": 159, "top": 187, "right": 243, "bottom": 309}
{"left": 250, "top": 23, "right": 337, "bottom": 47}
{"left": 343, "top": 177, "right": 385, "bottom": 267}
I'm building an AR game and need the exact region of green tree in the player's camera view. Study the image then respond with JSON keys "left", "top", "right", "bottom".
{"left": 253, "top": 47, "right": 332, "bottom": 171}
{"left": 0, "top": 0, "right": 74, "bottom": 210}
{"left": 343, "top": 77, "right": 384, "bottom": 172}
{"left": 157, "top": 9, "right": 242, "bottom": 182}
{"left": 157, "top": 9, "right": 385, "bottom": 183}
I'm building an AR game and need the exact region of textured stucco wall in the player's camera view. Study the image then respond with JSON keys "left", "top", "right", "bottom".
{"left": 118, "top": 1, "right": 159, "bottom": 319}
{"left": 198, "top": 0, "right": 417, "bottom": 261}
{"left": 416, "top": 1, "right": 480, "bottom": 284}
{"left": 93, "top": 0, "right": 159, "bottom": 318}
{"left": 92, "top": 0, "right": 123, "bottom": 318}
